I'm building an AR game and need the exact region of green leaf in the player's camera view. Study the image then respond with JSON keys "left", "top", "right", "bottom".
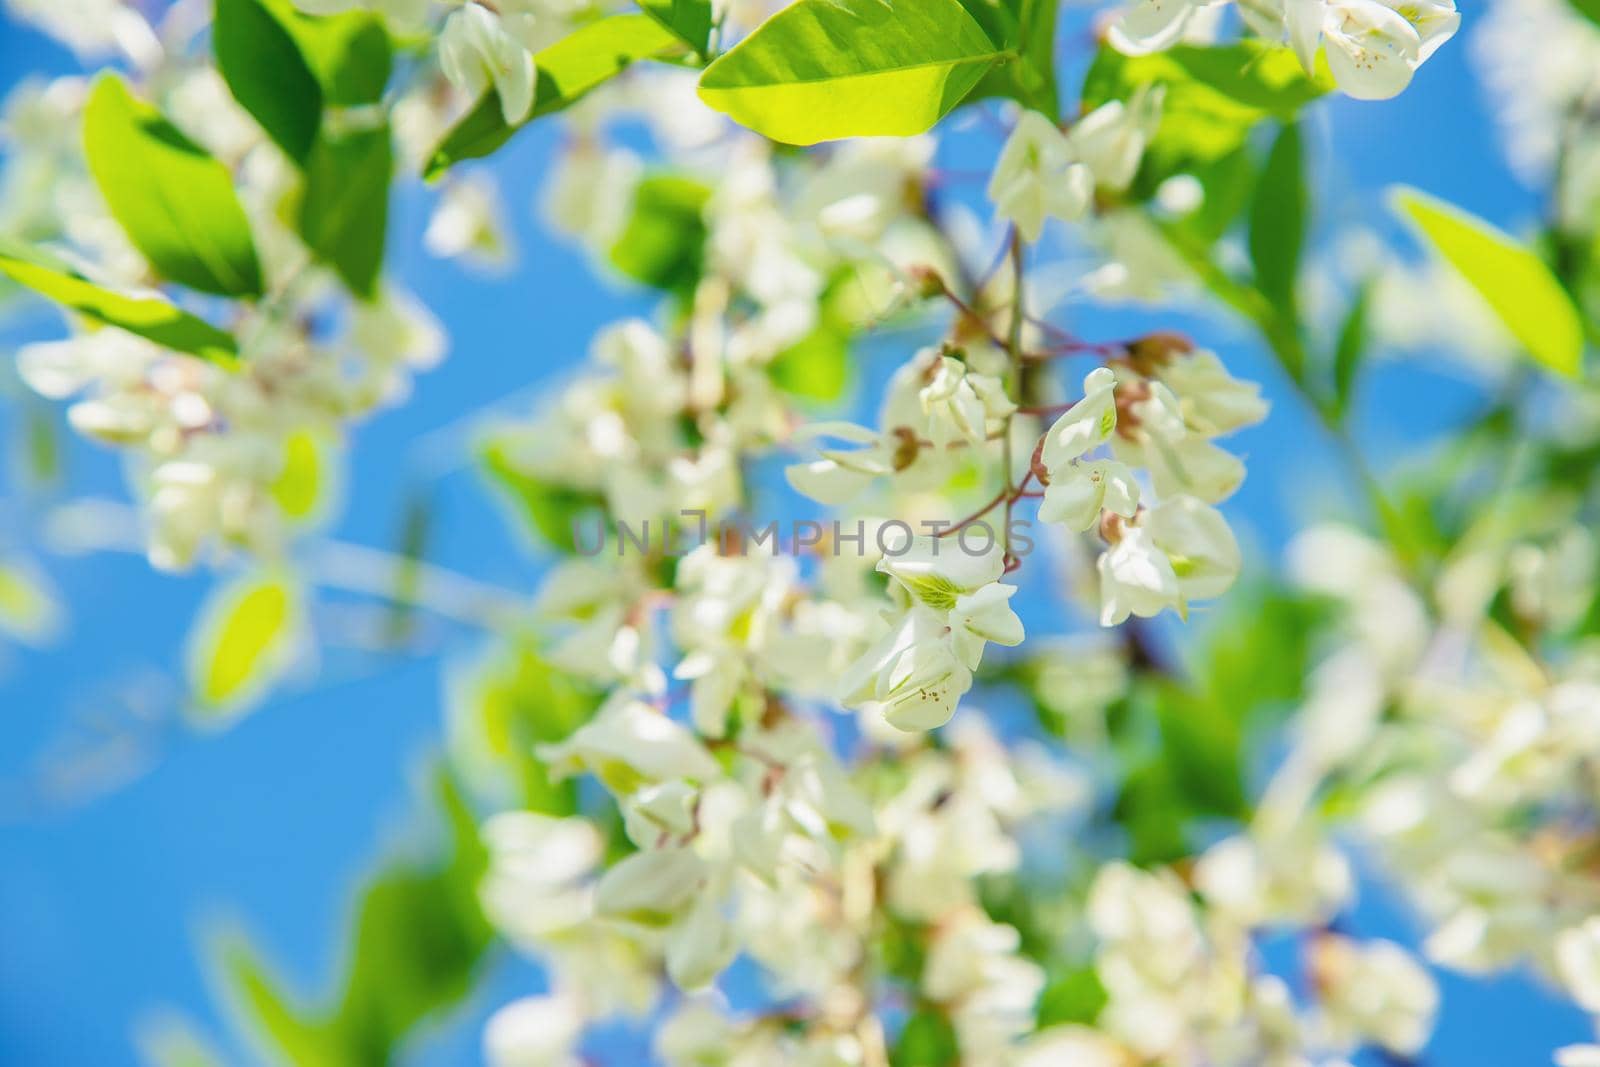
{"left": 1331, "top": 283, "right": 1370, "bottom": 420}
{"left": 214, "top": 0, "right": 323, "bottom": 162}
{"left": 298, "top": 124, "right": 391, "bottom": 299}
{"left": 481, "top": 437, "right": 606, "bottom": 552}
{"left": 608, "top": 173, "right": 710, "bottom": 295}
{"left": 891, "top": 1008, "right": 959, "bottom": 1067}
{"left": 271, "top": 428, "right": 325, "bottom": 521}
{"left": 1248, "top": 122, "right": 1305, "bottom": 315}
{"left": 769, "top": 272, "right": 857, "bottom": 402}
{"left": 962, "top": 0, "right": 1056, "bottom": 114}
{"left": 280, "top": 3, "right": 391, "bottom": 107}
{"left": 0, "top": 242, "right": 238, "bottom": 361}
{"left": 82, "top": 75, "right": 264, "bottom": 298}
{"left": 460, "top": 645, "right": 603, "bottom": 812}
{"left": 697, "top": 0, "right": 1005, "bottom": 145}
{"left": 640, "top": 0, "right": 713, "bottom": 57}
{"left": 1036, "top": 965, "right": 1108, "bottom": 1027}
{"left": 1393, "top": 186, "right": 1585, "bottom": 379}
{"left": 1084, "top": 42, "right": 1331, "bottom": 194}
{"left": 1568, "top": 0, "right": 1600, "bottom": 28}
{"left": 188, "top": 574, "right": 297, "bottom": 716}
{"left": 425, "top": 14, "right": 681, "bottom": 178}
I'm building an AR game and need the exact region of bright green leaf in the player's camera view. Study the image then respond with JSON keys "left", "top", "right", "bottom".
{"left": 272, "top": 429, "right": 325, "bottom": 521}
{"left": 280, "top": 2, "right": 392, "bottom": 107}
{"left": 640, "top": 0, "right": 713, "bottom": 57}
{"left": 608, "top": 173, "right": 710, "bottom": 295}
{"left": 1394, "top": 186, "right": 1585, "bottom": 379}
{"left": 891, "top": 1008, "right": 959, "bottom": 1067}
{"left": 83, "top": 75, "right": 264, "bottom": 298}
{"left": 0, "top": 242, "right": 238, "bottom": 362}
{"left": 214, "top": 0, "right": 323, "bottom": 162}
{"left": 425, "top": 15, "right": 681, "bottom": 178}
{"left": 188, "top": 574, "right": 296, "bottom": 716}
{"left": 698, "top": 0, "right": 1005, "bottom": 145}
{"left": 1569, "top": 0, "right": 1600, "bottom": 28}
{"left": 1248, "top": 122, "right": 1305, "bottom": 314}
{"left": 298, "top": 124, "right": 391, "bottom": 299}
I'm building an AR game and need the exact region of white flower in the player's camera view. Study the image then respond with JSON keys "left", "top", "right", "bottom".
{"left": 919, "top": 355, "right": 1014, "bottom": 448}
{"left": 987, "top": 110, "right": 1093, "bottom": 242}
{"left": 1310, "top": 935, "right": 1438, "bottom": 1055}
{"left": 538, "top": 697, "right": 721, "bottom": 793}
{"left": 594, "top": 845, "right": 706, "bottom": 923}
{"left": 840, "top": 603, "right": 975, "bottom": 731}
{"left": 1039, "top": 458, "right": 1141, "bottom": 531}
{"left": 1041, "top": 367, "right": 1120, "bottom": 471}
{"left": 483, "top": 994, "right": 584, "bottom": 1067}
{"left": 1067, "top": 86, "right": 1165, "bottom": 192}
{"left": 785, "top": 421, "right": 898, "bottom": 505}
{"left": 425, "top": 174, "right": 514, "bottom": 269}
{"left": 1109, "top": 0, "right": 1218, "bottom": 55}
{"left": 438, "top": 4, "right": 537, "bottom": 124}
{"left": 1156, "top": 349, "right": 1269, "bottom": 437}
{"left": 1556, "top": 918, "right": 1600, "bottom": 1013}
{"left": 1321, "top": 0, "right": 1425, "bottom": 99}
{"left": 1098, "top": 522, "right": 1182, "bottom": 626}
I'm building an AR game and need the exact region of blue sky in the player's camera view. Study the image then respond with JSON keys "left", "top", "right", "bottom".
{"left": 0, "top": 5, "right": 1590, "bottom": 1065}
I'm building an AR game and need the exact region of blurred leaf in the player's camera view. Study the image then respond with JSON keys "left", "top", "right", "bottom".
{"left": 464, "top": 645, "right": 603, "bottom": 812}
{"left": 83, "top": 75, "right": 264, "bottom": 298}
{"left": 892, "top": 1007, "right": 959, "bottom": 1067}
{"left": 214, "top": 0, "right": 323, "bottom": 162}
{"left": 640, "top": 0, "right": 713, "bottom": 57}
{"left": 1036, "top": 965, "right": 1108, "bottom": 1026}
{"left": 425, "top": 15, "right": 680, "bottom": 177}
{"left": 608, "top": 173, "right": 710, "bottom": 296}
{"left": 1393, "top": 186, "right": 1584, "bottom": 378}
{"left": 271, "top": 429, "right": 325, "bottom": 521}
{"left": 298, "top": 124, "right": 391, "bottom": 299}
{"left": 769, "top": 272, "right": 857, "bottom": 402}
{"left": 222, "top": 770, "right": 491, "bottom": 1067}
{"left": 1248, "top": 122, "right": 1305, "bottom": 315}
{"left": 279, "top": 3, "right": 391, "bottom": 107}
{"left": 0, "top": 241, "right": 238, "bottom": 362}
{"left": 1084, "top": 42, "right": 1331, "bottom": 194}
{"left": 697, "top": 0, "right": 1003, "bottom": 145}
{"left": 1330, "top": 282, "right": 1370, "bottom": 420}
{"left": 481, "top": 437, "right": 606, "bottom": 552}
{"left": 1568, "top": 0, "right": 1600, "bottom": 27}
{"left": 188, "top": 574, "right": 296, "bottom": 716}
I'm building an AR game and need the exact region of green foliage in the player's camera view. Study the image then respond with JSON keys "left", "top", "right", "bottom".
{"left": 221, "top": 770, "right": 492, "bottom": 1067}
{"left": 425, "top": 15, "right": 682, "bottom": 178}
{"left": 281, "top": 3, "right": 391, "bottom": 107}
{"left": 464, "top": 645, "right": 605, "bottom": 812}
{"left": 188, "top": 573, "right": 297, "bottom": 718}
{"left": 481, "top": 437, "right": 607, "bottom": 552}
{"left": 640, "top": 0, "right": 714, "bottom": 58}
{"left": 1111, "top": 591, "right": 1327, "bottom": 863}
{"left": 0, "top": 241, "right": 238, "bottom": 362}
{"left": 698, "top": 0, "right": 1005, "bottom": 145}
{"left": 769, "top": 275, "right": 858, "bottom": 403}
{"left": 1036, "top": 964, "right": 1108, "bottom": 1026}
{"left": 271, "top": 429, "right": 325, "bottom": 521}
{"left": 1084, "top": 42, "right": 1331, "bottom": 196}
{"left": 892, "top": 1007, "right": 959, "bottom": 1066}
{"left": 1568, "top": 0, "right": 1600, "bottom": 27}
{"left": 608, "top": 174, "right": 711, "bottom": 295}
{"left": 1330, "top": 282, "right": 1371, "bottom": 421}
{"left": 1248, "top": 122, "right": 1306, "bottom": 316}
{"left": 962, "top": 0, "right": 1059, "bottom": 116}
{"left": 83, "top": 75, "right": 265, "bottom": 298}
{"left": 298, "top": 124, "right": 392, "bottom": 300}
{"left": 214, "top": 0, "right": 324, "bottom": 162}
{"left": 1393, "top": 185, "right": 1585, "bottom": 379}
